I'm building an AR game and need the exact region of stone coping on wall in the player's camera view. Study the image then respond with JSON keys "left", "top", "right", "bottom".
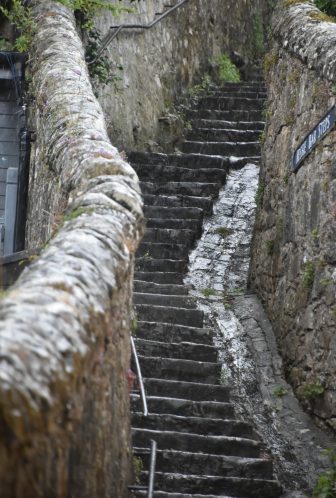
{"left": 273, "top": 1, "right": 336, "bottom": 82}
{"left": 0, "top": 0, "right": 143, "bottom": 471}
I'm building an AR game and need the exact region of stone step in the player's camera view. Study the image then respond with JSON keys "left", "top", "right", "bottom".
{"left": 144, "top": 205, "right": 203, "bottom": 220}
{"left": 206, "top": 90, "right": 267, "bottom": 99}
{"left": 140, "top": 181, "right": 220, "bottom": 198}
{"left": 190, "top": 119, "right": 265, "bottom": 130}
{"left": 142, "top": 228, "right": 196, "bottom": 245}
{"left": 133, "top": 448, "right": 273, "bottom": 479}
{"left": 135, "top": 356, "right": 220, "bottom": 384}
{"left": 132, "top": 413, "right": 254, "bottom": 439}
{"left": 136, "top": 322, "right": 214, "bottom": 345}
{"left": 132, "top": 395, "right": 236, "bottom": 418}
{"left": 132, "top": 492, "right": 245, "bottom": 498}
{"left": 135, "top": 304, "right": 204, "bottom": 327}
{"left": 218, "top": 82, "right": 266, "bottom": 90}
{"left": 146, "top": 218, "right": 202, "bottom": 231}
{"left": 134, "top": 272, "right": 184, "bottom": 285}
{"left": 130, "top": 151, "right": 226, "bottom": 169}
{"left": 142, "top": 378, "right": 229, "bottom": 401}
{"left": 132, "top": 429, "right": 260, "bottom": 457}
{"left": 138, "top": 473, "right": 282, "bottom": 497}
{"left": 134, "top": 163, "right": 227, "bottom": 183}
{"left": 134, "top": 293, "right": 197, "bottom": 310}
{"left": 143, "top": 194, "right": 213, "bottom": 214}
{"left": 137, "top": 242, "right": 189, "bottom": 260}
{"left": 186, "top": 128, "right": 261, "bottom": 142}
{"left": 134, "top": 338, "right": 218, "bottom": 362}
{"left": 186, "top": 109, "right": 263, "bottom": 121}
{"left": 181, "top": 141, "right": 260, "bottom": 156}
{"left": 134, "top": 280, "right": 188, "bottom": 295}
{"left": 135, "top": 258, "right": 187, "bottom": 273}
{"left": 197, "top": 96, "right": 264, "bottom": 111}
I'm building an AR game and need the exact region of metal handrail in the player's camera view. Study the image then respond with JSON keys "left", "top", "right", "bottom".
{"left": 147, "top": 439, "right": 157, "bottom": 498}
{"left": 131, "top": 335, "right": 148, "bottom": 417}
{"left": 87, "top": 0, "right": 189, "bottom": 65}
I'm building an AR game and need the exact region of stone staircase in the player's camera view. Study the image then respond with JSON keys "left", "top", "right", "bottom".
{"left": 129, "top": 74, "right": 283, "bottom": 497}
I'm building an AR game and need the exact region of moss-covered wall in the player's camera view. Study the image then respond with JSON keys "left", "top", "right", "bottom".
{"left": 249, "top": 0, "right": 336, "bottom": 431}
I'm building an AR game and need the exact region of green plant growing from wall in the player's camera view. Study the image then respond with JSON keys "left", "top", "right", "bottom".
{"left": 303, "top": 261, "right": 315, "bottom": 289}
{"left": 273, "top": 386, "right": 287, "bottom": 397}
{"left": 255, "top": 181, "right": 265, "bottom": 207}
{"left": 265, "top": 239, "right": 275, "bottom": 255}
{"left": 0, "top": 0, "right": 135, "bottom": 52}
{"left": 299, "top": 382, "right": 324, "bottom": 400}
{"left": 212, "top": 54, "right": 240, "bottom": 83}
{"left": 214, "top": 226, "right": 233, "bottom": 238}
{"left": 0, "top": 0, "right": 36, "bottom": 52}
{"left": 312, "top": 449, "right": 336, "bottom": 498}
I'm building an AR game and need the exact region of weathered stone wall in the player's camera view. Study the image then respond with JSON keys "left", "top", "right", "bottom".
{"left": 249, "top": 0, "right": 336, "bottom": 431}
{"left": 0, "top": 1, "right": 143, "bottom": 496}
{"left": 93, "top": 0, "right": 271, "bottom": 152}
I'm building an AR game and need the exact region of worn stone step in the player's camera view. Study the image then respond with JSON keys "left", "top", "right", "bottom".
{"left": 181, "top": 141, "right": 260, "bottom": 157}
{"left": 191, "top": 119, "right": 265, "bottom": 130}
{"left": 133, "top": 448, "right": 273, "bottom": 479}
{"left": 135, "top": 258, "right": 187, "bottom": 273}
{"left": 140, "top": 181, "right": 220, "bottom": 198}
{"left": 134, "top": 338, "right": 218, "bottom": 362}
{"left": 186, "top": 128, "right": 261, "bottom": 142}
{"left": 144, "top": 205, "right": 203, "bottom": 220}
{"left": 206, "top": 90, "right": 267, "bottom": 99}
{"left": 132, "top": 413, "right": 254, "bottom": 439}
{"left": 134, "top": 280, "right": 188, "bottom": 295}
{"left": 134, "top": 272, "right": 183, "bottom": 285}
{"left": 197, "top": 96, "right": 264, "bottom": 111}
{"left": 134, "top": 163, "right": 226, "bottom": 183}
{"left": 130, "top": 151, "right": 226, "bottom": 169}
{"left": 142, "top": 228, "right": 196, "bottom": 245}
{"left": 134, "top": 293, "right": 197, "bottom": 310}
{"left": 132, "top": 395, "right": 234, "bottom": 419}
{"left": 132, "top": 491, "right": 244, "bottom": 498}
{"left": 186, "top": 108, "right": 263, "bottom": 121}
{"left": 142, "top": 378, "right": 229, "bottom": 401}
{"left": 137, "top": 242, "right": 189, "bottom": 260}
{"left": 133, "top": 429, "right": 260, "bottom": 457}
{"left": 146, "top": 218, "right": 202, "bottom": 231}
{"left": 135, "top": 304, "right": 203, "bottom": 327}
{"left": 136, "top": 322, "right": 214, "bottom": 345}
{"left": 219, "top": 81, "right": 266, "bottom": 89}
{"left": 139, "top": 473, "right": 282, "bottom": 497}
{"left": 135, "top": 356, "right": 220, "bottom": 384}
{"left": 143, "top": 194, "right": 213, "bottom": 214}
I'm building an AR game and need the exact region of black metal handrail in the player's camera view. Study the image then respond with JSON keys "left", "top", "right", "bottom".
{"left": 88, "top": 0, "right": 189, "bottom": 65}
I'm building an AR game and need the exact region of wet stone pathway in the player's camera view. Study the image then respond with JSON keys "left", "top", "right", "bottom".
{"left": 186, "top": 162, "right": 335, "bottom": 496}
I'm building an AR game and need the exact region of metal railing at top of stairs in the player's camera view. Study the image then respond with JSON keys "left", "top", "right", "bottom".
{"left": 87, "top": 0, "right": 189, "bottom": 65}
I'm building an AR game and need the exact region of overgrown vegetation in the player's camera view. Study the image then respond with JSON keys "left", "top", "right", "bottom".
{"left": 308, "top": 9, "right": 336, "bottom": 22}
{"left": 212, "top": 53, "right": 240, "bottom": 83}
{"left": 0, "top": 0, "right": 135, "bottom": 54}
{"left": 312, "top": 449, "right": 336, "bottom": 498}
{"left": 189, "top": 73, "right": 212, "bottom": 98}
{"left": 0, "top": 0, "right": 36, "bottom": 52}
{"left": 315, "top": 0, "right": 336, "bottom": 17}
